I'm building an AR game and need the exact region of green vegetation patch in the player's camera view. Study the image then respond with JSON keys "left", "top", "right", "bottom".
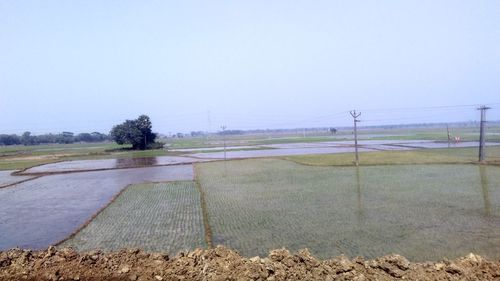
{"left": 0, "top": 159, "right": 57, "bottom": 171}
{"left": 196, "top": 159, "right": 500, "bottom": 260}
{"left": 61, "top": 181, "right": 206, "bottom": 254}
{"left": 285, "top": 147, "right": 500, "bottom": 166}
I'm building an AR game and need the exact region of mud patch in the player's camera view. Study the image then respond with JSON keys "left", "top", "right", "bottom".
{"left": 0, "top": 246, "right": 499, "bottom": 280}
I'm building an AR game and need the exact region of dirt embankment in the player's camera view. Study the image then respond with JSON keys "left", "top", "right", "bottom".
{"left": 1, "top": 246, "right": 499, "bottom": 281}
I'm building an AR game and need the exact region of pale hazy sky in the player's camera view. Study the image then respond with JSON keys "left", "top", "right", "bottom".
{"left": 1, "top": 1, "right": 499, "bottom": 134}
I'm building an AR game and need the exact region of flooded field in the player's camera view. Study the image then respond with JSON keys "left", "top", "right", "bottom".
{"left": 190, "top": 146, "right": 375, "bottom": 159}
{"left": 18, "top": 140, "right": 499, "bottom": 173}
{"left": 61, "top": 182, "right": 206, "bottom": 253}
{"left": 385, "top": 141, "right": 500, "bottom": 149}
{"left": 196, "top": 159, "right": 500, "bottom": 261}
{"left": 3, "top": 147, "right": 500, "bottom": 261}
{"left": 171, "top": 145, "right": 259, "bottom": 152}
{"left": 189, "top": 140, "right": 498, "bottom": 159}
{"left": 23, "top": 156, "right": 207, "bottom": 174}
{"left": 0, "top": 165, "right": 193, "bottom": 250}
{"left": 264, "top": 140, "right": 434, "bottom": 149}
{"left": 0, "top": 170, "right": 35, "bottom": 187}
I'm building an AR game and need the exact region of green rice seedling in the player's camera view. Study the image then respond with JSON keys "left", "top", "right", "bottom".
{"left": 61, "top": 181, "right": 206, "bottom": 254}
{"left": 196, "top": 159, "right": 500, "bottom": 261}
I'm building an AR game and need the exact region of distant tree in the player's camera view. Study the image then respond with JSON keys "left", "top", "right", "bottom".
{"left": 76, "top": 133, "right": 93, "bottom": 142}
{"left": 111, "top": 120, "right": 142, "bottom": 147}
{"left": 218, "top": 129, "right": 244, "bottom": 135}
{"left": 190, "top": 131, "right": 205, "bottom": 137}
{"left": 0, "top": 134, "right": 21, "bottom": 145}
{"left": 91, "top": 132, "right": 109, "bottom": 142}
{"left": 21, "top": 131, "right": 36, "bottom": 145}
{"left": 110, "top": 115, "right": 157, "bottom": 150}
{"left": 329, "top": 127, "right": 337, "bottom": 135}
{"left": 58, "top": 132, "right": 75, "bottom": 144}
{"left": 0, "top": 131, "right": 109, "bottom": 146}
{"left": 136, "top": 115, "right": 157, "bottom": 145}
{"left": 37, "top": 133, "right": 57, "bottom": 144}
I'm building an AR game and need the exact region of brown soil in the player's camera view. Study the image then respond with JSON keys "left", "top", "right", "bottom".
{"left": 1, "top": 246, "right": 499, "bottom": 281}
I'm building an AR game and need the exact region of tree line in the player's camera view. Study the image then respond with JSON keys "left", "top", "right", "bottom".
{"left": 0, "top": 131, "right": 110, "bottom": 146}
{"left": 1, "top": 115, "right": 160, "bottom": 150}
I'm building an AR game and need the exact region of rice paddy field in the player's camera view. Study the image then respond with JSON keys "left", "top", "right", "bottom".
{"left": 0, "top": 165, "right": 193, "bottom": 250}
{"left": 195, "top": 159, "right": 500, "bottom": 261}
{"left": 0, "top": 170, "right": 35, "bottom": 187}
{"left": 61, "top": 182, "right": 206, "bottom": 253}
{"left": 2, "top": 139, "right": 500, "bottom": 261}
{"left": 286, "top": 146, "right": 500, "bottom": 166}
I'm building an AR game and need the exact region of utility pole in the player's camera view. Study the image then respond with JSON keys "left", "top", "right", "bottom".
{"left": 478, "top": 105, "right": 491, "bottom": 162}
{"left": 446, "top": 124, "right": 451, "bottom": 147}
{"left": 350, "top": 110, "right": 361, "bottom": 166}
{"left": 207, "top": 110, "right": 212, "bottom": 139}
{"left": 221, "top": 125, "right": 227, "bottom": 161}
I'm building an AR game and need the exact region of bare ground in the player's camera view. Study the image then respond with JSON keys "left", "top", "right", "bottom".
{"left": 1, "top": 246, "right": 499, "bottom": 281}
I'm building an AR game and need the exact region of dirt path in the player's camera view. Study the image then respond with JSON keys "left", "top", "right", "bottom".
{"left": 1, "top": 246, "right": 499, "bottom": 280}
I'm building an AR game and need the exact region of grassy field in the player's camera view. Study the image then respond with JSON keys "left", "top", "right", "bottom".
{"left": 195, "top": 159, "right": 500, "bottom": 260}
{"left": 165, "top": 125, "right": 500, "bottom": 149}
{"left": 284, "top": 146, "right": 500, "bottom": 166}
{"left": 0, "top": 142, "right": 125, "bottom": 157}
{"left": 60, "top": 181, "right": 206, "bottom": 253}
{"left": 166, "top": 135, "right": 352, "bottom": 149}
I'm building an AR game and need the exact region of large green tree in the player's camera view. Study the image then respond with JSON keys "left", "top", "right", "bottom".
{"left": 110, "top": 115, "right": 157, "bottom": 150}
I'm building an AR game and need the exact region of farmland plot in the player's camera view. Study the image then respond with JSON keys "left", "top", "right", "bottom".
{"left": 0, "top": 170, "right": 35, "bottom": 187}
{"left": 23, "top": 156, "right": 209, "bottom": 174}
{"left": 0, "top": 165, "right": 193, "bottom": 250}
{"left": 196, "top": 159, "right": 500, "bottom": 261}
{"left": 61, "top": 182, "right": 206, "bottom": 254}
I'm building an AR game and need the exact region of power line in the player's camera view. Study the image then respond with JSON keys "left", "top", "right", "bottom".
{"left": 2, "top": 103, "right": 499, "bottom": 134}
{"left": 358, "top": 103, "right": 500, "bottom": 113}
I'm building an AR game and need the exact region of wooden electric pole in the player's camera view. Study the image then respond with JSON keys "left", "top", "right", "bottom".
{"left": 221, "top": 125, "right": 227, "bottom": 161}
{"left": 478, "top": 106, "right": 490, "bottom": 162}
{"left": 207, "top": 110, "right": 212, "bottom": 139}
{"left": 350, "top": 110, "right": 361, "bottom": 166}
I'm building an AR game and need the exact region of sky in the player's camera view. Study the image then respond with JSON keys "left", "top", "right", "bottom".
{"left": 1, "top": 1, "right": 499, "bottom": 134}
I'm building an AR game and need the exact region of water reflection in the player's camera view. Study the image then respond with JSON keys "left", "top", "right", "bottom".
{"left": 115, "top": 157, "right": 158, "bottom": 169}
{"left": 479, "top": 165, "right": 492, "bottom": 217}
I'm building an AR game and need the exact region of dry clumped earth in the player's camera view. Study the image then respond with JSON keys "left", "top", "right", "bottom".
{"left": 1, "top": 246, "right": 499, "bottom": 281}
